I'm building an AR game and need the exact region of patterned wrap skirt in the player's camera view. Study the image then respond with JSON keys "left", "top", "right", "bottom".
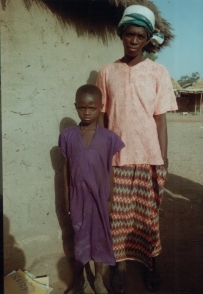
{"left": 110, "top": 164, "right": 167, "bottom": 269}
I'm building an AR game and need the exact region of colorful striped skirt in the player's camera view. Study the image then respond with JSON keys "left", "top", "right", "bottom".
{"left": 110, "top": 164, "right": 167, "bottom": 269}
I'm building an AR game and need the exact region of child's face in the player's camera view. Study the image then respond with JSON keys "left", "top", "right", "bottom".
{"left": 75, "top": 93, "right": 103, "bottom": 125}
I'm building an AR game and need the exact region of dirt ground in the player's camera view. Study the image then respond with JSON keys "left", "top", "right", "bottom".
{"left": 51, "top": 113, "right": 203, "bottom": 294}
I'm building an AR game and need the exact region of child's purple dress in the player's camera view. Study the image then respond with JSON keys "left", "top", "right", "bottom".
{"left": 59, "top": 125, "right": 125, "bottom": 267}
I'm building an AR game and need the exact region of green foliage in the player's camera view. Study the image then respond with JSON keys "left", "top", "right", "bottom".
{"left": 144, "top": 52, "right": 158, "bottom": 61}
{"left": 178, "top": 72, "right": 200, "bottom": 87}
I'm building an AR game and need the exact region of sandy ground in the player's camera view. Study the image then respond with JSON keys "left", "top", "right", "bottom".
{"left": 51, "top": 113, "right": 203, "bottom": 294}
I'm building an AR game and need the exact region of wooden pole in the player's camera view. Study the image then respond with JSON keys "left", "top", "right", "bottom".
{"left": 194, "top": 93, "right": 197, "bottom": 115}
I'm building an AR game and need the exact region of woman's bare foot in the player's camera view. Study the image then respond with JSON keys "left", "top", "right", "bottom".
{"left": 144, "top": 258, "right": 161, "bottom": 292}
{"left": 111, "top": 261, "right": 127, "bottom": 294}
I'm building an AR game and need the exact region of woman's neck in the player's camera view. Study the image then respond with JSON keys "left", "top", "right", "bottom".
{"left": 121, "top": 53, "right": 145, "bottom": 67}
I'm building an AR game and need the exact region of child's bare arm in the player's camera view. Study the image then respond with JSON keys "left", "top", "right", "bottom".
{"left": 108, "top": 168, "right": 114, "bottom": 215}
{"left": 62, "top": 158, "right": 69, "bottom": 214}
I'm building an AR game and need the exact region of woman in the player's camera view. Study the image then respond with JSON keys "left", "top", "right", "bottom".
{"left": 96, "top": 5, "right": 178, "bottom": 293}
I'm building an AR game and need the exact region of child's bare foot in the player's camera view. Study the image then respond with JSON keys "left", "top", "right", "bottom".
{"left": 64, "top": 275, "right": 89, "bottom": 294}
{"left": 94, "top": 273, "right": 108, "bottom": 294}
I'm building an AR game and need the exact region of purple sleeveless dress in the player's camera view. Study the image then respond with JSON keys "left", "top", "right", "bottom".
{"left": 59, "top": 125, "right": 124, "bottom": 267}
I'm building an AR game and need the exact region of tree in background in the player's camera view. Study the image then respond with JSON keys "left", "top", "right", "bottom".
{"left": 144, "top": 52, "right": 158, "bottom": 61}
{"left": 178, "top": 72, "right": 200, "bottom": 88}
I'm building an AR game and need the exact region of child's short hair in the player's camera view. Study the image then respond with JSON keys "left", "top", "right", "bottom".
{"left": 76, "top": 84, "right": 102, "bottom": 102}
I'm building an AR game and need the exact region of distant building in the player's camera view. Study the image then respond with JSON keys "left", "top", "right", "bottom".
{"left": 175, "top": 80, "right": 203, "bottom": 114}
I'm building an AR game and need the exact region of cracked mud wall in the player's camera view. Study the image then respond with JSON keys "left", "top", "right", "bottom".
{"left": 1, "top": 0, "right": 122, "bottom": 283}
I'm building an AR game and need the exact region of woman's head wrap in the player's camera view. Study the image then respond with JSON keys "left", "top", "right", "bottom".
{"left": 117, "top": 5, "right": 164, "bottom": 45}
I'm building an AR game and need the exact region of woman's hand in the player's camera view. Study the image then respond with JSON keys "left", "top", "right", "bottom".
{"left": 108, "top": 168, "right": 114, "bottom": 216}
{"left": 108, "top": 200, "right": 112, "bottom": 215}
{"left": 162, "top": 157, "right": 168, "bottom": 180}
{"left": 162, "top": 157, "right": 168, "bottom": 170}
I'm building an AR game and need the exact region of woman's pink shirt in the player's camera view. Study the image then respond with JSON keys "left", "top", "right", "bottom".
{"left": 96, "top": 59, "right": 178, "bottom": 166}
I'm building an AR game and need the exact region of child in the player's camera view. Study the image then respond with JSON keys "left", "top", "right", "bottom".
{"left": 58, "top": 84, "right": 125, "bottom": 294}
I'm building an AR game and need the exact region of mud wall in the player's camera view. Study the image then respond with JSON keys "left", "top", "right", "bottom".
{"left": 1, "top": 0, "right": 122, "bottom": 285}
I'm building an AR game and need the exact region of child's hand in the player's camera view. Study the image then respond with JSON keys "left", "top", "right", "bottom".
{"left": 66, "top": 203, "right": 70, "bottom": 215}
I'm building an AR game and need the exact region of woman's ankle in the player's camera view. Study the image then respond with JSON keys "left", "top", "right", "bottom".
{"left": 116, "top": 260, "right": 126, "bottom": 271}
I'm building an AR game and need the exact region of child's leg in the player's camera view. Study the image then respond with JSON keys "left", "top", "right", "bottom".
{"left": 65, "top": 266, "right": 88, "bottom": 294}
{"left": 75, "top": 266, "right": 84, "bottom": 281}
{"left": 94, "top": 262, "right": 108, "bottom": 294}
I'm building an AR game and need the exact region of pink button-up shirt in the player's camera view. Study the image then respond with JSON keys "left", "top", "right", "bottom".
{"left": 96, "top": 59, "right": 178, "bottom": 166}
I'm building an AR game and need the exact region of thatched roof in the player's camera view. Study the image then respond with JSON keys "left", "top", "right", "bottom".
{"left": 171, "top": 77, "right": 181, "bottom": 90}
{"left": 22, "top": 0, "right": 174, "bottom": 51}
{"left": 178, "top": 89, "right": 203, "bottom": 94}
{"left": 183, "top": 79, "right": 203, "bottom": 92}
{"left": 192, "top": 79, "right": 203, "bottom": 88}
{"left": 178, "top": 80, "right": 203, "bottom": 93}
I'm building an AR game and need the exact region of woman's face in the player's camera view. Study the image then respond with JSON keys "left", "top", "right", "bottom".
{"left": 121, "top": 25, "right": 149, "bottom": 57}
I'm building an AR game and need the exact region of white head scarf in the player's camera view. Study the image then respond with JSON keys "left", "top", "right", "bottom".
{"left": 117, "top": 5, "right": 164, "bottom": 45}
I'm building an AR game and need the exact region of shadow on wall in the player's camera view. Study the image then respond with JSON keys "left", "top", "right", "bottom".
{"left": 87, "top": 70, "right": 98, "bottom": 85}
{"left": 50, "top": 117, "right": 77, "bottom": 291}
{"left": 1, "top": 0, "right": 6, "bottom": 10}
{"left": 4, "top": 214, "right": 26, "bottom": 275}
